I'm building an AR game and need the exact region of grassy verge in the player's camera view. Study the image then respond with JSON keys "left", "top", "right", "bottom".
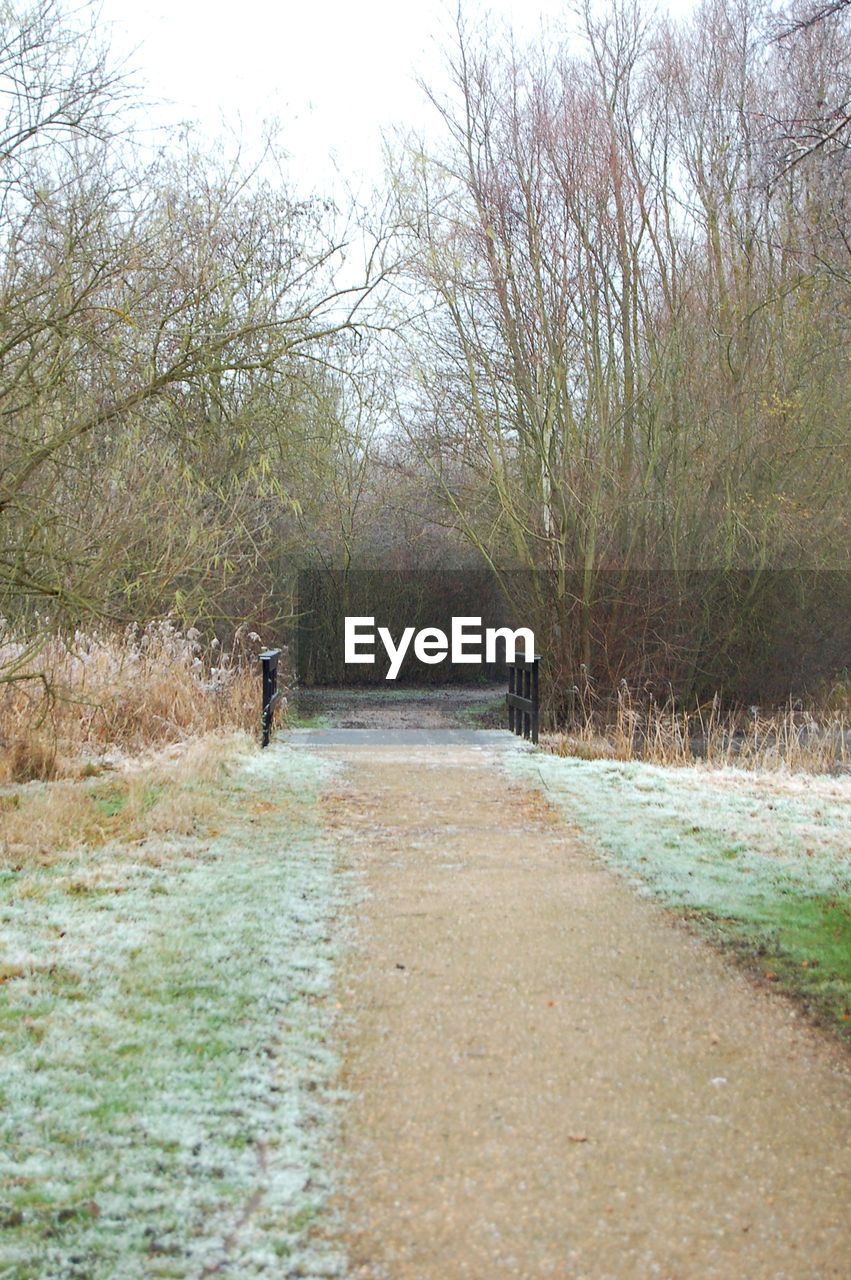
{"left": 457, "top": 698, "right": 506, "bottom": 729}
{"left": 287, "top": 709, "right": 331, "bottom": 730}
{"left": 0, "top": 736, "right": 345, "bottom": 1278}
{"left": 513, "top": 754, "right": 851, "bottom": 1040}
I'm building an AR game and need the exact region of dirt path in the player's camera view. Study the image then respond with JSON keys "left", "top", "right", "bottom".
{"left": 317, "top": 741, "right": 851, "bottom": 1279}
{"left": 294, "top": 685, "right": 505, "bottom": 730}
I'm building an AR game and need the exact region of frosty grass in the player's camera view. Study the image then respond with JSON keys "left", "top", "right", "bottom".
{"left": 0, "top": 744, "right": 346, "bottom": 1278}
{"left": 515, "top": 754, "right": 851, "bottom": 1027}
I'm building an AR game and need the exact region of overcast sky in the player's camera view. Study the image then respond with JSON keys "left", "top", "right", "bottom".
{"left": 102, "top": 0, "right": 698, "bottom": 195}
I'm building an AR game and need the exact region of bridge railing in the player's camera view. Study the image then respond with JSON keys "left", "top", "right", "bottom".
{"left": 260, "top": 648, "right": 283, "bottom": 747}
{"left": 507, "top": 654, "right": 540, "bottom": 744}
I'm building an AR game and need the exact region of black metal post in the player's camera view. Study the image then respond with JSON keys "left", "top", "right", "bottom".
{"left": 260, "top": 648, "right": 282, "bottom": 747}
{"left": 506, "top": 654, "right": 540, "bottom": 744}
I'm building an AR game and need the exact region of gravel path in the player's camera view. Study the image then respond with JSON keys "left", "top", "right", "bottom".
{"left": 293, "top": 685, "right": 506, "bottom": 730}
{"left": 319, "top": 742, "right": 850, "bottom": 1279}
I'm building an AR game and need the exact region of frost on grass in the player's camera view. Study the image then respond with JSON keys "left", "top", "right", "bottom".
{"left": 513, "top": 755, "right": 851, "bottom": 1025}
{"left": 0, "top": 744, "right": 346, "bottom": 1278}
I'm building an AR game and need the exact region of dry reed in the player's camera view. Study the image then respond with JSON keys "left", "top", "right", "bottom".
{"left": 545, "top": 670, "right": 849, "bottom": 774}
{"left": 0, "top": 621, "right": 275, "bottom": 782}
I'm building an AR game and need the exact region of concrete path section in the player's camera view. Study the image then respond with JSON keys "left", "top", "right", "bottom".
{"left": 287, "top": 728, "right": 520, "bottom": 748}
{"left": 318, "top": 742, "right": 851, "bottom": 1280}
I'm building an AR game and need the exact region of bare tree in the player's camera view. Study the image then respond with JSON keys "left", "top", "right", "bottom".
{"left": 389, "top": 0, "right": 850, "bottom": 708}
{"left": 0, "top": 1, "right": 398, "bottom": 677}
{"left": 769, "top": 0, "right": 851, "bottom": 172}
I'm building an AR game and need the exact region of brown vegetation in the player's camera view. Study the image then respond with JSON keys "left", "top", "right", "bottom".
{"left": 544, "top": 675, "right": 850, "bottom": 772}
{"left": 0, "top": 623, "right": 261, "bottom": 781}
{"left": 0, "top": 730, "right": 251, "bottom": 866}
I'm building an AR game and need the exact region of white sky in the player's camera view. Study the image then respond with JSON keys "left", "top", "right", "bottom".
{"left": 102, "top": 0, "right": 698, "bottom": 196}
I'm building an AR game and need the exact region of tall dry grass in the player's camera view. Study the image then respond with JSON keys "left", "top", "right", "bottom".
{"left": 546, "top": 671, "right": 850, "bottom": 774}
{"left": 0, "top": 621, "right": 275, "bottom": 782}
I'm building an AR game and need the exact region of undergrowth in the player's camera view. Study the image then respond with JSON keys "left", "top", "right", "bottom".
{"left": 545, "top": 672, "right": 849, "bottom": 774}
{"left": 0, "top": 622, "right": 280, "bottom": 782}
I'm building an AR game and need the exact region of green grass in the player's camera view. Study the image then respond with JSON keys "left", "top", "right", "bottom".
{"left": 514, "top": 754, "right": 851, "bottom": 1038}
{"left": 287, "top": 710, "right": 331, "bottom": 728}
{"left": 0, "top": 744, "right": 346, "bottom": 1278}
{"left": 458, "top": 697, "right": 505, "bottom": 729}
{"left": 297, "top": 686, "right": 465, "bottom": 701}
{"left": 89, "top": 783, "right": 163, "bottom": 819}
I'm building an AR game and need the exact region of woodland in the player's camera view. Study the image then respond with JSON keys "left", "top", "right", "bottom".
{"left": 1, "top": 0, "right": 849, "bottom": 752}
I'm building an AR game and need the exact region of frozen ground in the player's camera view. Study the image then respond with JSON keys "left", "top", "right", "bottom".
{"left": 2, "top": 722, "right": 848, "bottom": 1279}
{"left": 0, "top": 744, "right": 346, "bottom": 1279}
{"left": 516, "top": 755, "right": 851, "bottom": 1031}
